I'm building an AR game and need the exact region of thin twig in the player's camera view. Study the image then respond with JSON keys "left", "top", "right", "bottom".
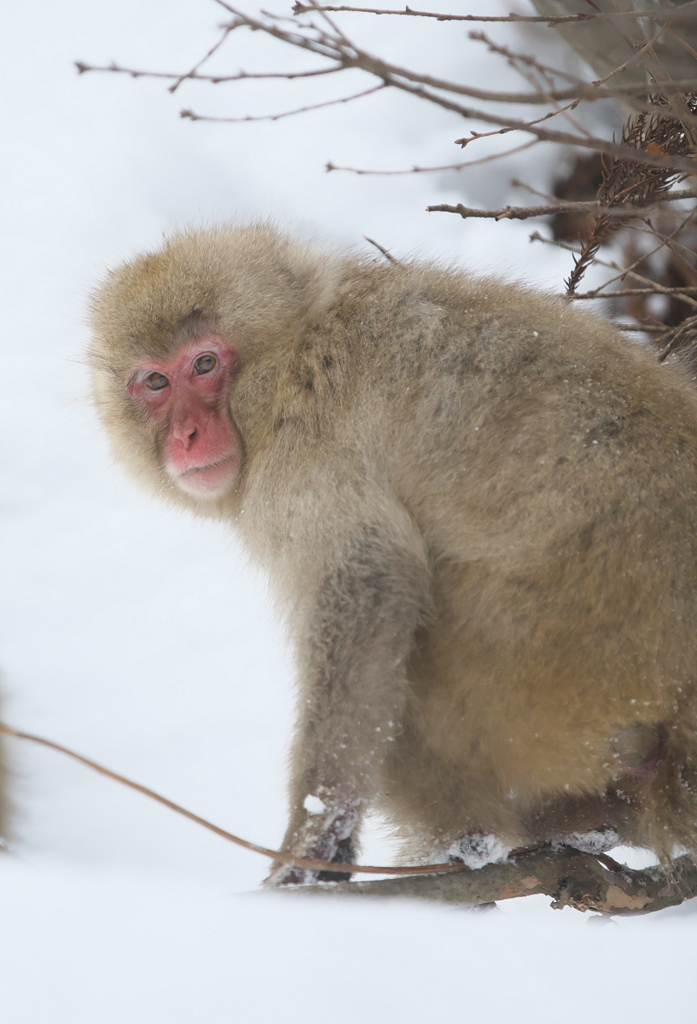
{"left": 591, "top": 25, "right": 665, "bottom": 89}
{"left": 181, "top": 82, "right": 385, "bottom": 123}
{"left": 467, "top": 28, "right": 697, "bottom": 111}
{"left": 75, "top": 56, "right": 697, "bottom": 106}
{"left": 455, "top": 96, "right": 587, "bottom": 149}
{"left": 513, "top": 180, "right": 696, "bottom": 208}
{"left": 326, "top": 139, "right": 541, "bottom": 175}
{"left": 529, "top": 230, "right": 697, "bottom": 311}
{"left": 570, "top": 207, "right": 697, "bottom": 298}
{"left": 364, "top": 236, "right": 400, "bottom": 263}
{"left": 0, "top": 721, "right": 460, "bottom": 878}
{"left": 511, "top": 178, "right": 557, "bottom": 203}
{"left": 291, "top": 3, "right": 697, "bottom": 25}
{"left": 168, "top": 22, "right": 237, "bottom": 94}
{"left": 663, "top": 22, "right": 697, "bottom": 65}
{"left": 658, "top": 315, "right": 697, "bottom": 361}
{"left": 573, "top": 286, "right": 697, "bottom": 299}
{"left": 625, "top": 219, "right": 697, "bottom": 268}
{"left": 75, "top": 61, "right": 342, "bottom": 83}
{"left": 426, "top": 195, "right": 693, "bottom": 222}
{"left": 395, "top": 80, "right": 697, "bottom": 173}
{"left": 467, "top": 30, "right": 595, "bottom": 88}
{"left": 615, "top": 323, "right": 670, "bottom": 333}
{"left": 509, "top": 42, "right": 591, "bottom": 140}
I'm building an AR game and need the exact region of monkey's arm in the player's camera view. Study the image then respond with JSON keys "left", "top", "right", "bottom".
{"left": 267, "top": 505, "right": 431, "bottom": 886}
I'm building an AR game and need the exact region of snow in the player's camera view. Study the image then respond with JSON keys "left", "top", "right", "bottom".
{"left": 0, "top": 1, "right": 695, "bottom": 1020}
{"left": 448, "top": 833, "right": 511, "bottom": 870}
{"left": 2, "top": 854, "right": 695, "bottom": 1024}
{"left": 303, "top": 793, "right": 327, "bottom": 815}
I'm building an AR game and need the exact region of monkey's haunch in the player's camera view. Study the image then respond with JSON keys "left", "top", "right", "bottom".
{"left": 0, "top": 722, "right": 460, "bottom": 878}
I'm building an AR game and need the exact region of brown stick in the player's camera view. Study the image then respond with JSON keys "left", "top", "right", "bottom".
{"left": 181, "top": 83, "right": 386, "bottom": 123}
{"left": 326, "top": 139, "right": 541, "bottom": 176}
{"left": 290, "top": 3, "right": 697, "bottom": 25}
{"left": 573, "top": 286, "right": 697, "bottom": 299}
{"left": 363, "top": 236, "right": 400, "bottom": 264}
{"left": 74, "top": 57, "right": 697, "bottom": 107}
{"left": 529, "top": 230, "right": 697, "bottom": 312}
{"left": 0, "top": 721, "right": 461, "bottom": 878}
{"left": 294, "top": 846, "right": 697, "bottom": 916}
{"left": 427, "top": 195, "right": 695, "bottom": 222}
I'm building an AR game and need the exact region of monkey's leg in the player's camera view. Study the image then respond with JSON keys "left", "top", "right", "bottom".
{"left": 266, "top": 517, "right": 431, "bottom": 887}
{"left": 317, "top": 837, "right": 358, "bottom": 882}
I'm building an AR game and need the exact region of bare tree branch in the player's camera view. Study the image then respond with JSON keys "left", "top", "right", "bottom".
{"left": 565, "top": 104, "right": 697, "bottom": 297}
{"left": 77, "top": 3, "right": 697, "bottom": 362}
{"left": 173, "top": 7, "right": 697, "bottom": 172}
{"left": 364, "top": 235, "right": 401, "bottom": 263}
{"left": 615, "top": 323, "right": 671, "bottom": 333}
{"left": 578, "top": 205, "right": 697, "bottom": 296}
{"left": 574, "top": 285, "right": 697, "bottom": 299}
{"left": 167, "top": 21, "right": 237, "bottom": 94}
{"left": 181, "top": 82, "right": 386, "bottom": 123}
{"left": 467, "top": 25, "right": 697, "bottom": 112}
{"left": 75, "top": 55, "right": 697, "bottom": 106}
{"left": 664, "top": 21, "right": 697, "bottom": 66}
{"left": 390, "top": 78, "right": 697, "bottom": 171}
{"left": 294, "top": 845, "right": 697, "bottom": 916}
{"left": 427, "top": 190, "right": 697, "bottom": 222}
{"left": 658, "top": 314, "right": 697, "bottom": 361}
{"left": 625, "top": 218, "right": 697, "bottom": 268}
{"left": 530, "top": 229, "right": 697, "bottom": 311}
{"left": 75, "top": 60, "right": 342, "bottom": 84}
{"left": 291, "top": 2, "right": 697, "bottom": 25}
{"left": 326, "top": 139, "right": 541, "bottom": 175}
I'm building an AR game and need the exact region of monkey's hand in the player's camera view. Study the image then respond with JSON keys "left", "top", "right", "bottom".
{"left": 264, "top": 789, "right": 360, "bottom": 887}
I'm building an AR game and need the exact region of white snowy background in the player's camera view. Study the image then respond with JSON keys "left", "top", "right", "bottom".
{"left": 1, "top": 1, "right": 695, "bottom": 1021}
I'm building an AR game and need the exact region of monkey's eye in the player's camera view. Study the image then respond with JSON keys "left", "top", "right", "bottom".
{"left": 144, "top": 371, "right": 169, "bottom": 391}
{"left": 193, "top": 353, "right": 218, "bottom": 376}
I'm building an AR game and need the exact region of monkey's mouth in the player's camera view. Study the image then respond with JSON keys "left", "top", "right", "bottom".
{"left": 173, "top": 454, "right": 239, "bottom": 497}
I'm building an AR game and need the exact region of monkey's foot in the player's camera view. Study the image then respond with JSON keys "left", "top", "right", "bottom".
{"left": 560, "top": 827, "right": 621, "bottom": 856}
{"left": 448, "top": 833, "right": 512, "bottom": 870}
{"left": 265, "top": 800, "right": 359, "bottom": 888}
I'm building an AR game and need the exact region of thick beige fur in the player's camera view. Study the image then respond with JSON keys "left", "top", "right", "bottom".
{"left": 90, "top": 223, "right": 697, "bottom": 869}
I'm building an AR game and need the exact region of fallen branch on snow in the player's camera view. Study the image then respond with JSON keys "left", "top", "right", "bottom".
{"left": 294, "top": 846, "right": 697, "bottom": 916}
{"left": 2, "top": 721, "right": 697, "bottom": 915}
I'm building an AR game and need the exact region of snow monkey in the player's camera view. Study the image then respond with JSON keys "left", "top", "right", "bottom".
{"left": 89, "top": 223, "right": 697, "bottom": 883}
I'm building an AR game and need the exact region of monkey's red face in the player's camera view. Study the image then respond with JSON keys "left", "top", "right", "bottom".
{"left": 127, "top": 336, "right": 241, "bottom": 499}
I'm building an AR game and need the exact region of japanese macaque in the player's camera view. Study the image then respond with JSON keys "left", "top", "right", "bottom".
{"left": 89, "top": 223, "right": 697, "bottom": 883}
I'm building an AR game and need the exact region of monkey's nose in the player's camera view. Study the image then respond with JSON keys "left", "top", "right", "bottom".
{"left": 172, "top": 420, "right": 199, "bottom": 449}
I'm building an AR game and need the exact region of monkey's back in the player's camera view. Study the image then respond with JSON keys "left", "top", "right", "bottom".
{"left": 319, "top": 263, "right": 697, "bottom": 857}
